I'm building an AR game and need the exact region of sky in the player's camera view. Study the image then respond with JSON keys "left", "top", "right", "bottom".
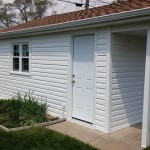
{"left": 3, "top": 0, "right": 113, "bottom": 14}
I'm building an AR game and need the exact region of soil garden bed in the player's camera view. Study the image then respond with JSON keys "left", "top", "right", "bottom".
{"left": 0, "top": 92, "right": 65, "bottom": 132}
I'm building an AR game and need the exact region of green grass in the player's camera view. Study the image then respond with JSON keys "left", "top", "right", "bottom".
{"left": 0, "top": 127, "right": 98, "bottom": 150}
{"left": 145, "top": 147, "right": 150, "bottom": 150}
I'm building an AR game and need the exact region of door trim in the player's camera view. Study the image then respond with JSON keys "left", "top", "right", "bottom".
{"left": 67, "top": 31, "right": 97, "bottom": 128}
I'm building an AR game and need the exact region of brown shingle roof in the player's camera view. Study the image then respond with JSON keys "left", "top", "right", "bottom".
{"left": 1, "top": 0, "right": 150, "bottom": 33}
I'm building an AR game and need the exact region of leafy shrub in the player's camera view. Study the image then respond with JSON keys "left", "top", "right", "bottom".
{"left": 0, "top": 92, "right": 48, "bottom": 128}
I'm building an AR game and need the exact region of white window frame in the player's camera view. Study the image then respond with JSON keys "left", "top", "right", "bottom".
{"left": 10, "top": 42, "right": 31, "bottom": 76}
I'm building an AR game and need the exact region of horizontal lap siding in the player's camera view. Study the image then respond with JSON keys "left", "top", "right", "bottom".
{"left": 0, "top": 35, "right": 69, "bottom": 118}
{"left": 111, "top": 34, "right": 146, "bottom": 132}
{"left": 95, "top": 29, "right": 110, "bottom": 132}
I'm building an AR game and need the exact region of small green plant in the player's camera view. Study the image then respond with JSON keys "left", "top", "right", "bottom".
{"left": 0, "top": 91, "right": 48, "bottom": 128}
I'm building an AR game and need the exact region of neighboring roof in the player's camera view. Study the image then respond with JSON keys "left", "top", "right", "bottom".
{"left": 0, "top": 0, "right": 150, "bottom": 33}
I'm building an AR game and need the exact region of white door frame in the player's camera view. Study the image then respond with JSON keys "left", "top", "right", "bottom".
{"left": 72, "top": 34, "right": 95, "bottom": 123}
{"left": 67, "top": 30, "right": 97, "bottom": 128}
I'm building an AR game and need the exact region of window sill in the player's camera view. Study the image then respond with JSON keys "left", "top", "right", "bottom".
{"left": 10, "top": 71, "right": 31, "bottom": 77}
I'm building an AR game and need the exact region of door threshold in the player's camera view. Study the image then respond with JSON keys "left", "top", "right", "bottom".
{"left": 72, "top": 117, "right": 93, "bottom": 124}
{"left": 69, "top": 117, "right": 94, "bottom": 130}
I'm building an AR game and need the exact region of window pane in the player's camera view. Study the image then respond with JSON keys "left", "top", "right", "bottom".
{"left": 22, "top": 44, "right": 29, "bottom": 57}
{"left": 13, "top": 58, "right": 19, "bottom": 71}
{"left": 13, "top": 45, "right": 19, "bottom": 56}
{"left": 22, "top": 58, "right": 29, "bottom": 72}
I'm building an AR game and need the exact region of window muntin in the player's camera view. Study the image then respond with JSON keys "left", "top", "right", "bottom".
{"left": 12, "top": 43, "right": 30, "bottom": 73}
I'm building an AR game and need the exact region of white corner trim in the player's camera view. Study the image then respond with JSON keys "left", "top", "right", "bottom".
{"left": 105, "top": 28, "right": 112, "bottom": 133}
{"left": 141, "top": 29, "right": 150, "bottom": 148}
{"left": 93, "top": 30, "right": 99, "bottom": 128}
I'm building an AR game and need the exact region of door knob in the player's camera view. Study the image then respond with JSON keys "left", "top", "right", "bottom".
{"left": 72, "top": 80, "right": 75, "bottom": 84}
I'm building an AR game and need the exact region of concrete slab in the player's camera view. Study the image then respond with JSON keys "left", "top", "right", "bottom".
{"left": 47, "top": 121, "right": 142, "bottom": 150}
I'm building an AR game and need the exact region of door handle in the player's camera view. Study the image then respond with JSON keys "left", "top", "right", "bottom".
{"left": 72, "top": 80, "right": 75, "bottom": 84}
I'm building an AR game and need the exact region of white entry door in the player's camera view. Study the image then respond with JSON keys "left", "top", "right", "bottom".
{"left": 72, "top": 35, "right": 95, "bottom": 123}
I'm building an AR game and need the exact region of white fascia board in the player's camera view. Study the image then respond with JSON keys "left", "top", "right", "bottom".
{"left": 1, "top": 7, "right": 150, "bottom": 38}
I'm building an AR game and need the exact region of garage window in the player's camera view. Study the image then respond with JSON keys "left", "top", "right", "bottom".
{"left": 12, "top": 43, "right": 30, "bottom": 73}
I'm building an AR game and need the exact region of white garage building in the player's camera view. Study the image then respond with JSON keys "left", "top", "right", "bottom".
{"left": 0, "top": 0, "right": 150, "bottom": 147}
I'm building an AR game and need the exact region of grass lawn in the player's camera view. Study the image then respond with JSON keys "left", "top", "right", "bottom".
{"left": 0, "top": 127, "right": 98, "bottom": 150}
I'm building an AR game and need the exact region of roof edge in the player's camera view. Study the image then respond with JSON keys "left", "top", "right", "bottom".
{"left": 1, "top": 7, "right": 150, "bottom": 38}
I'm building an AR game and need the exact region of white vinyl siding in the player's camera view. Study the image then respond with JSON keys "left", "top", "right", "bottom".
{"left": 0, "top": 34, "right": 69, "bottom": 118}
{"left": 95, "top": 29, "right": 110, "bottom": 132}
{"left": 111, "top": 34, "right": 146, "bottom": 132}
